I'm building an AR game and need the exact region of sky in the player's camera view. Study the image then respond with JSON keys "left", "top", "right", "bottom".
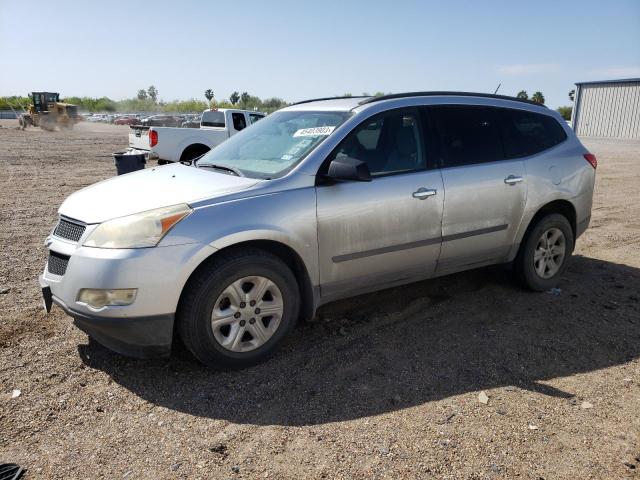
{"left": 1, "top": 0, "right": 639, "bottom": 109}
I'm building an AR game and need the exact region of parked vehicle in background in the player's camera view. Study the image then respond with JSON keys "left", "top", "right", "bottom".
{"left": 114, "top": 116, "right": 139, "bottom": 125}
{"left": 141, "top": 114, "right": 183, "bottom": 127}
{"left": 40, "top": 92, "right": 596, "bottom": 369}
{"left": 181, "top": 114, "right": 202, "bottom": 128}
{"left": 128, "top": 108, "right": 265, "bottom": 163}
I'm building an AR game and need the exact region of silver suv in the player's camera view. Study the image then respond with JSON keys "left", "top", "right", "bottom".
{"left": 40, "top": 92, "right": 596, "bottom": 368}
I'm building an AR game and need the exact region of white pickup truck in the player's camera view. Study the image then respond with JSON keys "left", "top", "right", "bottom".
{"left": 128, "top": 108, "right": 266, "bottom": 163}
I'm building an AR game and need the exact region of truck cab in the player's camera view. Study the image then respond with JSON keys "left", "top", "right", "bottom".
{"left": 128, "top": 108, "right": 266, "bottom": 163}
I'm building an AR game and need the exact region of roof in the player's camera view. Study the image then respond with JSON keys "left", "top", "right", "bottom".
{"left": 285, "top": 97, "right": 368, "bottom": 111}
{"left": 358, "top": 91, "right": 546, "bottom": 108}
{"left": 575, "top": 78, "right": 640, "bottom": 86}
{"left": 285, "top": 91, "right": 547, "bottom": 111}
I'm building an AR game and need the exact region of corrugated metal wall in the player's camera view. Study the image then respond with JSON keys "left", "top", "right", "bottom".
{"left": 574, "top": 81, "right": 640, "bottom": 138}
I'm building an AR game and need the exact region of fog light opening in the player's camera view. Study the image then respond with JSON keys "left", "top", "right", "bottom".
{"left": 77, "top": 288, "right": 137, "bottom": 309}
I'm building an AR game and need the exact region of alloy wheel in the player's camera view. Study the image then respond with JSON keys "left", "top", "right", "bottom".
{"left": 533, "top": 227, "right": 566, "bottom": 279}
{"left": 210, "top": 276, "right": 284, "bottom": 352}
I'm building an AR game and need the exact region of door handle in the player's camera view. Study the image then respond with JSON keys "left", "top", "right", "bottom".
{"left": 504, "top": 175, "right": 523, "bottom": 185}
{"left": 412, "top": 188, "right": 437, "bottom": 199}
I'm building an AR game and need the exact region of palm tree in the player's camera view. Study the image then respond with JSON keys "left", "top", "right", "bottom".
{"left": 516, "top": 90, "right": 528, "bottom": 100}
{"left": 229, "top": 91, "right": 240, "bottom": 105}
{"left": 531, "top": 91, "right": 545, "bottom": 104}
{"left": 204, "top": 89, "right": 214, "bottom": 102}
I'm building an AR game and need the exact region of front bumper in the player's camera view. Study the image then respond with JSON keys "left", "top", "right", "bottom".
{"left": 40, "top": 236, "right": 216, "bottom": 358}
{"left": 42, "top": 287, "right": 173, "bottom": 358}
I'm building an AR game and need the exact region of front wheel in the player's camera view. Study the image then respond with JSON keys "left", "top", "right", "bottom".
{"left": 177, "top": 249, "right": 300, "bottom": 369}
{"left": 514, "top": 213, "right": 574, "bottom": 291}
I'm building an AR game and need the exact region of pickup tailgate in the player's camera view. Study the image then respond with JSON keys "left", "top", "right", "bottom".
{"left": 128, "top": 125, "right": 150, "bottom": 151}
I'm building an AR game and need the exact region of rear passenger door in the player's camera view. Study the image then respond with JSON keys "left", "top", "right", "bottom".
{"left": 425, "top": 105, "right": 527, "bottom": 272}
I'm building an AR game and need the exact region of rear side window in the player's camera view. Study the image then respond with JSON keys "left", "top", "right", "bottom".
{"left": 201, "top": 111, "right": 225, "bottom": 127}
{"left": 499, "top": 109, "right": 567, "bottom": 158}
{"left": 428, "top": 106, "right": 504, "bottom": 167}
{"left": 232, "top": 112, "right": 247, "bottom": 131}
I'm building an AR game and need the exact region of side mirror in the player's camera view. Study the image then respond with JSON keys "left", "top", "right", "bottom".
{"left": 327, "top": 156, "right": 372, "bottom": 182}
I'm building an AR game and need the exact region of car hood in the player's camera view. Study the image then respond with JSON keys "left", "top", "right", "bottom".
{"left": 59, "top": 163, "right": 261, "bottom": 223}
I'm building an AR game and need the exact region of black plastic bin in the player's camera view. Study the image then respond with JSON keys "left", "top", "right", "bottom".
{"left": 112, "top": 151, "right": 146, "bottom": 175}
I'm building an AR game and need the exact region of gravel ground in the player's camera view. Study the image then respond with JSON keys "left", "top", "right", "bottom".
{"left": 0, "top": 120, "right": 639, "bottom": 479}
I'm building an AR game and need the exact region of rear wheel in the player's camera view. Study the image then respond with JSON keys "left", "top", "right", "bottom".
{"left": 514, "top": 213, "right": 574, "bottom": 291}
{"left": 180, "top": 145, "right": 210, "bottom": 164}
{"left": 177, "top": 249, "right": 300, "bottom": 369}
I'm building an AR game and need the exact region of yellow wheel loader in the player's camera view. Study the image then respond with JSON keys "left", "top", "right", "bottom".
{"left": 19, "top": 92, "right": 79, "bottom": 130}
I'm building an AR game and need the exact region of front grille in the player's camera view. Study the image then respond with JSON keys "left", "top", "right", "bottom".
{"left": 48, "top": 251, "right": 70, "bottom": 276}
{"left": 53, "top": 218, "right": 86, "bottom": 242}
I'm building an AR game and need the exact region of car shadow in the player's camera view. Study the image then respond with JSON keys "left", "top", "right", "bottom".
{"left": 78, "top": 255, "right": 640, "bottom": 426}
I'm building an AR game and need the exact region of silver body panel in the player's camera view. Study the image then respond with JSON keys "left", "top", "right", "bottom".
{"left": 437, "top": 158, "right": 527, "bottom": 272}
{"left": 41, "top": 94, "right": 595, "bottom": 333}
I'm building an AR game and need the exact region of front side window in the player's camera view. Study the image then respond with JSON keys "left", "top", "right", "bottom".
{"left": 500, "top": 109, "right": 568, "bottom": 158}
{"left": 429, "top": 106, "right": 504, "bottom": 168}
{"left": 330, "top": 110, "right": 424, "bottom": 176}
{"left": 249, "top": 114, "right": 264, "bottom": 124}
{"left": 198, "top": 110, "right": 351, "bottom": 179}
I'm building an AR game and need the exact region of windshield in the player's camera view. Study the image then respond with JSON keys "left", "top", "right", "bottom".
{"left": 198, "top": 110, "right": 351, "bottom": 179}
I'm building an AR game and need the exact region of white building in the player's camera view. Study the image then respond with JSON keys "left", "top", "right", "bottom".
{"left": 571, "top": 78, "right": 640, "bottom": 139}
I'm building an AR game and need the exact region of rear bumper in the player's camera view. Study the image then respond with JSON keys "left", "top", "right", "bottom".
{"left": 44, "top": 286, "right": 173, "bottom": 358}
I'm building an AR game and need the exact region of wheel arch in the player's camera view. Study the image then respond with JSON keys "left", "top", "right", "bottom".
{"left": 513, "top": 199, "right": 577, "bottom": 259}
{"left": 177, "top": 239, "right": 317, "bottom": 326}
{"left": 179, "top": 143, "right": 211, "bottom": 162}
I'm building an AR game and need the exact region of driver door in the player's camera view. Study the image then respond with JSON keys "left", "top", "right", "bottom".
{"left": 315, "top": 109, "right": 444, "bottom": 300}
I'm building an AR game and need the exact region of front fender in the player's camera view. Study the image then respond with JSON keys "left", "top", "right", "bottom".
{"left": 168, "top": 188, "right": 320, "bottom": 288}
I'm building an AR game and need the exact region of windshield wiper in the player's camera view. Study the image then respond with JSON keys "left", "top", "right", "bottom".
{"left": 197, "top": 163, "right": 244, "bottom": 177}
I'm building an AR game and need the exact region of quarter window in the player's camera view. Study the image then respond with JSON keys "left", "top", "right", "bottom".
{"left": 500, "top": 109, "right": 567, "bottom": 158}
{"left": 428, "top": 106, "right": 504, "bottom": 168}
{"left": 332, "top": 111, "right": 424, "bottom": 176}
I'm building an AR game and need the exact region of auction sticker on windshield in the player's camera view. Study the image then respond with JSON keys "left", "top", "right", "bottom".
{"left": 293, "top": 126, "right": 335, "bottom": 137}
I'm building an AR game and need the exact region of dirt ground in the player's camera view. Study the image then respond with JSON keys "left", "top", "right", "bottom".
{"left": 0, "top": 119, "right": 638, "bottom": 479}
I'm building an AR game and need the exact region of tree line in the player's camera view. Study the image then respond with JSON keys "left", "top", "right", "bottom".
{"left": 0, "top": 87, "right": 576, "bottom": 119}
{"left": 515, "top": 89, "right": 574, "bottom": 121}
{"left": 0, "top": 85, "right": 288, "bottom": 114}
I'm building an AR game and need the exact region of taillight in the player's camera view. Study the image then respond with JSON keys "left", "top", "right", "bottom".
{"left": 149, "top": 129, "right": 158, "bottom": 147}
{"left": 583, "top": 153, "right": 597, "bottom": 169}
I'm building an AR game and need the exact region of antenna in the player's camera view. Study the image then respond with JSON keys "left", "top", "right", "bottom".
{"left": 493, "top": 83, "right": 502, "bottom": 94}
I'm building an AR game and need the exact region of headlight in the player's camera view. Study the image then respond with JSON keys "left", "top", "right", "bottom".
{"left": 83, "top": 204, "right": 192, "bottom": 248}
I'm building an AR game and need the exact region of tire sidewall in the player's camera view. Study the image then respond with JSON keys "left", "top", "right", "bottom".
{"left": 520, "top": 214, "right": 574, "bottom": 291}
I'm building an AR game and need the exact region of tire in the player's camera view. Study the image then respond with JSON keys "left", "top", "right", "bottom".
{"left": 177, "top": 248, "right": 300, "bottom": 369}
{"left": 514, "top": 213, "right": 574, "bottom": 291}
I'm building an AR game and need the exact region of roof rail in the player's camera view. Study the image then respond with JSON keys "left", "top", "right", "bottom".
{"left": 358, "top": 91, "right": 547, "bottom": 108}
{"left": 291, "top": 95, "right": 369, "bottom": 106}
